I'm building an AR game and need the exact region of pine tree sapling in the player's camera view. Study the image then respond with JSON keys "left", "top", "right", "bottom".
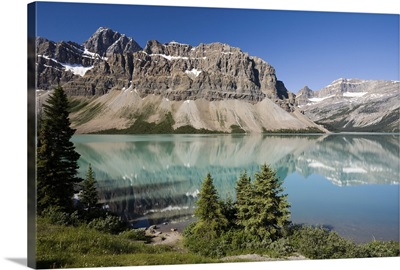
{"left": 80, "top": 164, "right": 99, "bottom": 210}
{"left": 194, "top": 173, "right": 228, "bottom": 237}
{"left": 220, "top": 196, "right": 236, "bottom": 228}
{"left": 235, "top": 170, "right": 252, "bottom": 228}
{"left": 236, "top": 164, "right": 291, "bottom": 242}
{"left": 252, "top": 164, "right": 291, "bottom": 241}
{"left": 37, "top": 85, "right": 81, "bottom": 213}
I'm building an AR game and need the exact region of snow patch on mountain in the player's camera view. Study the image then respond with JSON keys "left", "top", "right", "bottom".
{"left": 343, "top": 92, "right": 367, "bottom": 98}
{"left": 149, "top": 54, "right": 189, "bottom": 61}
{"left": 83, "top": 48, "right": 108, "bottom": 61}
{"left": 297, "top": 78, "right": 400, "bottom": 132}
{"left": 343, "top": 167, "right": 367, "bottom": 174}
{"left": 62, "top": 63, "right": 94, "bottom": 76}
{"left": 309, "top": 95, "right": 334, "bottom": 103}
{"left": 38, "top": 54, "right": 94, "bottom": 76}
{"left": 185, "top": 68, "right": 202, "bottom": 77}
{"left": 167, "top": 41, "right": 190, "bottom": 46}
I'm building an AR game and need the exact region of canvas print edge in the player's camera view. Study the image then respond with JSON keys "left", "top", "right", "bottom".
{"left": 26, "top": 1, "right": 399, "bottom": 269}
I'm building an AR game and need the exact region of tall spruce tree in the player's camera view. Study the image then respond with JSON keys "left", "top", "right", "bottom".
{"left": 193, "top": 173, "right": 228, "bottom": 238}
{"left": 37, "top": 85, "right": 81, "bottom": 213}
{"left": 238, "top": 164, "right": 291, "bottom": 241}
{"left": 80, "top": 163, "right": 99, "bottom": 210}
{"left": 235, "top": 170, "right": 252, "bottom": 228}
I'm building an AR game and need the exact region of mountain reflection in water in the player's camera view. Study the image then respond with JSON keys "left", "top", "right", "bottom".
{"left": 72, "top": 134, "right": 399, "bottom": 242}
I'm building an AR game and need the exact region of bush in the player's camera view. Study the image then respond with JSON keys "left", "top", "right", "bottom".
{"left": 182, "top": 222, "right": 197, "bottom": 238}
{"left": 41, "top": 206, "right": 80, "bottom": 226}
{"left": 359, "top": 240, "right": 400, "bottom": 258}
{"left": 78, "top": 206, "right": 109, "bottom": 222}
{"left": 183, "top": 233, "right": 222, "bottom": 257}
{"left": 267, "top": 238, "right": 294, "bottom": 258}
{"left": 184, "top": 223, "right": 287, "bottom": 258}
{"left": 183, "top": 221, "right": 222, "bottom": 257}
{"left": 220, "top": 229, "right": 249, "bottom": 251}
{"left": 289, "top": 225, "right": 356, "bottom": 259}
{"left": 184, "top": 221, "right": 236, "bottom": 258}
{"left": 222, "top": 229, "right": 272, "bottom": 252}
{"left": 87, "top": 215, "right": 127, "bottom": 234}
{"left": 119, "top": 228, "right": 149, "bottom": 242}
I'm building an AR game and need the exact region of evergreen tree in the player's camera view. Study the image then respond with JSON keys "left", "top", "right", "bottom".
{"left": 235, "top": 170, "right": 252, "bottom": 228}
{"left": 37, "top": 85, "right": 81, "bottom": 213}
{"left": 193, "top": 173, "right": 228, "bottom": 237}
{"left": 239, "top": 164, "right": 291, "bottom": 241}
{"left": 80, "top": 163, "right": 99, "bottom": 210}
{"left": 220, "top": 195, "right": 236, "bottom": 228}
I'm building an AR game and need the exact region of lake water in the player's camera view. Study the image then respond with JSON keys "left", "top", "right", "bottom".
{"left": 71, "top": 133, "right": 399, "bottom": 243}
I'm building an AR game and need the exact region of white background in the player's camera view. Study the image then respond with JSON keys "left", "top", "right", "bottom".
{"left": 0, "top": 1, "right": 399, "bottom": 270}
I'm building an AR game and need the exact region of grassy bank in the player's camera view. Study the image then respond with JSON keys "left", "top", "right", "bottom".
{"left": 262, "top": 127, "right": 324, "bottom": 134}
{"left": 92, "top": 112, "right": 223, "bottom": 134}
{"left": 36, "top": 216, "right": 399, "bottom": 268}
{"left": 36, "top": 217, "right": 217, "bottom": 269}
{"left": 89, "top": 112, "right": 325, "bottom": 135}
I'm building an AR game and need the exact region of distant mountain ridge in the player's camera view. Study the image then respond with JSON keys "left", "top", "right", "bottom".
{"left": 35, "top": 27, "right": 398, "bottom": 134}
{"left": 296, "top": 78, "right": 400, "bottom": 132}
{"left": 36, "top": 27, "right": 295, "bottom": 110}
{"left": 36, "top": 27, "right": 329, "bottom": 134}
{"left": 36, "top": 27, "right": 142, "bottom": 91}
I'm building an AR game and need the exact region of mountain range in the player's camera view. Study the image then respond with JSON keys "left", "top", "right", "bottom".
{"left": 296, "top": 78, "right": 399, "bottom": 132}
{"left": 35, "top": 27, "right": 399, "bottom": 133}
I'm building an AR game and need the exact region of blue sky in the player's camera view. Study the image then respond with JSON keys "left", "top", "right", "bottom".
{"left": 34, "top": 2, "right": 399, "bottom": 93}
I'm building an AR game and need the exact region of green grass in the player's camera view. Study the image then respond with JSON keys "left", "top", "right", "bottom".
{"left": 230, "top": 125, "right": 246, "bottom": 133}
{"left": 73, "top": 102, "right": 106, "bottom": 126}
{"left": 36, "top": 217, "right": 217, "bottom": 269}
{"left": 36, "top": 213, "right": 400, "bottom": 268}
{"left": 68, "top": 97, "right": 91, "bottom": 113}
{"left": 263, "top": 127, "right": 324, "bottom": 134}
{"left": 94, "top": 112, "right": 175, "bottom": 134}
{"left": 174, "top": 125, "right": 223, "bottom": 134}
{"left": 94, "top": 112, "right": 223, "bottom": 134}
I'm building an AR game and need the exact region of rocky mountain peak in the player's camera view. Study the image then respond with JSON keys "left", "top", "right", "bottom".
{"left": 143, "top": 39, "right": 167, "bottom": 54}
{"left": 295, "top": 86, "right": 314, "bottom": 106}
{"left": 297, "top": 86, "right": 314, "bottom": 96}
{"left": 83, "top": 27, "right": 142, "bottom": 57}
{"left": 316, "top": 78, "right": 374, "bottom": 97}
{"left": 326, "top": 78, "right": 365, "bottom": 90}
{"left": 143, "top": 39, "right": 196, "bottom": 57}
{"left": 127, "top": 39, "right": 293, "bottom": 105}
{"left": 106, "top": 34, "right": 142, "bottom": 56}
{"left": 36, "top": 27, "right": 296, "bottom": 111}
{"left": 296, "top": 78, "right": 400, "bottom": 132}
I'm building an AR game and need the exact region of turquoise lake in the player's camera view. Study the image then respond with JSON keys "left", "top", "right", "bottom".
{"left": 71, "top": 133, "right": 399, "bottom": 243}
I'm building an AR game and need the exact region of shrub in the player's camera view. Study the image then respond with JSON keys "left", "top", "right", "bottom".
{"left": 359, "top": 240, "right": 400, "bottom": 257}
{"left": 42, "top": 206, "right": 80, "bottom": 226}
{"left": 183, "top": 232, "right": 223, "bottom": 257}
{"left": 289, "top": 225, "right": 356, "bottom": 259}
{"left": 267, "top": 238, "right": 294, "bottom": 258}
{"left": 78, "top": 206, "right": 108, "bottom": 222}
{"left": 218, "top": 229, "right": 272, "bottom": 255}
{"left": 119, "top": 228, "right": 149, "bottom": 242}
{"left": 87, "top": 215, "right": 127, "bottom": 234}
{"left": 183, "top": 221, "right": 228, "bottom": 258}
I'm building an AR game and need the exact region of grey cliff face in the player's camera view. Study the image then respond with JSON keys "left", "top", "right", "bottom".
{"left": 35, "top": 27, "right": 142, "bottom": 91}
{"left": 295, "top": 86, "right": 314, "bottom": 106}
{"left": 36, "top": 38, "right": 84, "bottom": 89}
{"left": 129, "top": 41, "right": 280, "bottom": 103}
{"left": 106, "top": 35, "right": 142, "bottom": 55}
{"left": 36, "top": 27, "right": 295, "bottom": 110}
{"left": 296, "top": 78, "right": 400, "bottom": 132}
{"left": 83, "top": 27, "right": 142, "bottom": 56}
